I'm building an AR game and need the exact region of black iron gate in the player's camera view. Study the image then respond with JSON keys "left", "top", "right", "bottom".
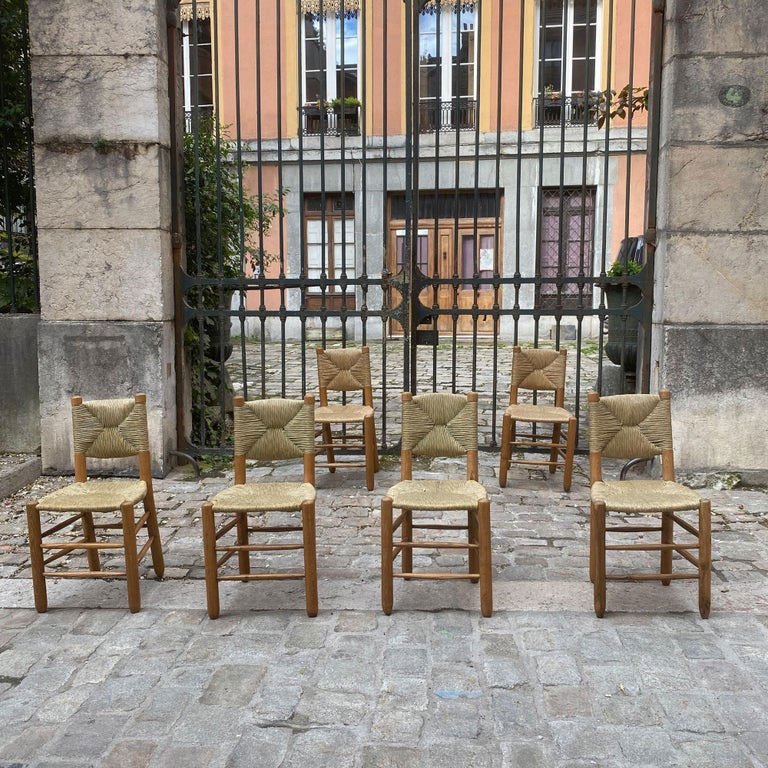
{"left": 171, "top": 0, "right": 662, "bottom": 455}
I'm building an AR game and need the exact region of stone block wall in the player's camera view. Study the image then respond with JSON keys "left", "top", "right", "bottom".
{"left": 654, "top": 0, "right": 768, "bottom": 479}
{"left": 29, "top": 0, "right": 175, "bottom": 475}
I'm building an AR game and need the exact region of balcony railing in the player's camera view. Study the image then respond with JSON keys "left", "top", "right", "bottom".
{"left": 533, "top": 93, "right": 599, "bottom": 128}
{"left": 418, "top": 98, "right": 477, "bottom": 133}
{"left": 301, "top": 105, "right": 361, "bottom": 137}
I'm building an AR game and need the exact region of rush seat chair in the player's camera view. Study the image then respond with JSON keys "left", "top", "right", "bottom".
{"left": 315, "top": 346, "right": 379, "bottom": 490}
{"left": 26, "top": 394, "right": 164, "bottom": 613}
{"left": 499, "top": 346, "right": 577, "bottom": 491}
{"left": 588, "top": 390, "right": 712, "bottom": 619}
{"left": 381, "top": 392, "right": 493, "bottom": 617}
{"left": 201, "top": 395, "right": 318, "bottom": 618}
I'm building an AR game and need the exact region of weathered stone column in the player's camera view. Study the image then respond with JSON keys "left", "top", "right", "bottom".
{"left": 29, "top": 0, "right": 175, "bottom": 475}
{"left": 654, "top": 0, "right": 768, "bottom": 479}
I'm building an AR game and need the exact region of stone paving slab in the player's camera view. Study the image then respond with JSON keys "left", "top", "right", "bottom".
{"left": 1, "top": 447, "right": 767, "bottom": 767}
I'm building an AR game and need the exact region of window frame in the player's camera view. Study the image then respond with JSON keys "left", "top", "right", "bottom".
{"left": 300, "top": 11, "right": 361, "bottom": 106}
{"left": 535, "top": 0, "right": 602, "bottom": 98}
{"left": 303, "top": 195, "right": 356, "bottom": 311}
{"left": 181, "top": 18, "right": 214, "bottom": 121}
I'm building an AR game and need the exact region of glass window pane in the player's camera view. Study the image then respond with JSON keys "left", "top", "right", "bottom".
{"left": 420, "top": 66, "right": 440, "bottom": 99}
{"left": 193, "top": 19, "right": 212, "bottom": 45}
{"left": 543, "top": 61, "right": 562, "bottom": 91}
{"left": 454, "top": 64, "right": 473, "bottom": 98}
{"left": 304, "top": 14, "right": 321, "bottom": 39}
{"left": 572, "top": 26, "right": 588, "bottom": 58}
{"left": 574, "top": 0, "right": 597, "bottom": 24}
{"left": 419, "top": 12, "right": 437, "bottom": 35}
{"left": 420, "top": 33, "right": 437, "bottom": 61}
{"left": 571, "top": 60, "right": 586, "bottom": 92}
{"left": 543, "top": 0, "right": 564, "bottom": 27}
{"left": 195, "top": 75, "right": 213, "bottom": 106}
{"left": 543, "top": 27, "right": 562, "bottom": 59}
{"left": 307, "top": 243, "right": 324, "bottom": 268}
{"left": 461, "top": 235, "right": 475, "bottom": 282}
{"left": 307, "top": 220, "right": 324, "bottom": 244}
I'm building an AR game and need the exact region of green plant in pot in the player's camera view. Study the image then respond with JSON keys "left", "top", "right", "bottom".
{"left": 330, "top": 96, "right": 361, "bottom": 134}
{"left": 602, "top": 254, "right": 644, "bottom": 371}
{"left": 183, "top": 118, "right": 280, "bottom": 447}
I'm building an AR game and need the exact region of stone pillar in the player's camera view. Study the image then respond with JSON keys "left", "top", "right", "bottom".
{"left": 653, "top": 0, "right": 768, "bottom": 479}
{"left": 29, "top": 0, "right": 176, "bottom": 475}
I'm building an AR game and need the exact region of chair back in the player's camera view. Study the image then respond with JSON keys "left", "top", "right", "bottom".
{"left": 316, "top": 346, "right": 373, "bottom": 405}
{"left": 234, "top": 395, "right": 315, "bottom": 461}
{"left": 70, "top": 394, "right": 151, "bottom": 483}
{"left": 510, "top": 346, "right": 567, "bottom": 405}
{"left": 401, "top": 391, "right": 479, "bottom": 479}
{"left": 588, "top": 390, "right": 675, "bottom": 482}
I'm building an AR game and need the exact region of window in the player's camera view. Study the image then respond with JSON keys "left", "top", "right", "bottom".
{"left": 304, "top": 195, "right": 356, "bottom": 309}
{"left": 536, "top": 0, "right": 600, "bottom": 126}
{"left": 537, "top": 187, "right": 595, "bottom": 310}
{"left": 418, "top": 3, "right": 477, "bottom": 131}
{"left": 302, "top": 12, "right": 359, "bottom": 104}
{"left": 181, "top": 18, "right": 214, "bottom": 127}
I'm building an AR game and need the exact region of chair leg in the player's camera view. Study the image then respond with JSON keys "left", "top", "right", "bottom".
{"left": 588, "top": 501, "right": 596, "bottom": 585}
{"left": 364, "top": 413, "right": 377, "bottom": 491}
{"left": 381, "top": 496, "right": 394, "bottom": 615}
{"left": 563, "top": 416, "right": 577, "bottom": 492}
{"left": 121, "top": 502, "right": 141, "bottom": 613}
{"left": 372, "top": 421, "right": 380, "bottom": 472}
{"left": 80, "top": 511, "right": 102, "bottom": 572}
{"left": 201, "top": 502, "right": 220, "bottom": 619}
{"left": 498, "top": 413, "right": 511, "bottom": 487}
{"left": 477, "top": 499, "right": 493, "bottom": 618}
{"left": 699, "top": 499, "right": 712, "bottom": 619}
{"left": 321, "top": 423, "right": 336, "bottom": 473}
{"left": 401, "top": 510, "right": 413, "bottom": 580}
{"left": 143, "top": 490, "right": 165, "bottom": 579}
{"left": 236, "top": 512, "right": 251, "bottom": 575}
{"left": 549, "top": 423, "right": 561, "bottom": 474}
{"left": 592, "top": 501, "right": 606, "bottom": 618}
{"left": 26, "top": 502, "right": 48, "bottom": 613}
{"left": 302, "top": 501, "right": 319, "bottom": 618}
{"left": 660, "top": 510, "right": 673, "bottom": 586}
{"left": 468, "top": 508, "right": 479, "bottom": 584}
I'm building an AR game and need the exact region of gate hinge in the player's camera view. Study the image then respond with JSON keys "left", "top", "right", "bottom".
{"left": 644, "top": 228, "right": 657, "bottom": 247}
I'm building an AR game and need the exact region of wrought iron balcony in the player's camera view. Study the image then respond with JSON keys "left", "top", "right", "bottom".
{"left": 301, "top": 104, "right": 361, "bottom": 137}
{"left": 533, "top": 93, "right": 599, "bottom": 128}
{"left": 418, "top": 98, "right": 477, "bottom": 133}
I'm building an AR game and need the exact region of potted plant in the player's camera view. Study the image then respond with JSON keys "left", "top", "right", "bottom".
{"left": 541, "top": 84, "right": 561, "bottom": 124}
{"left": 600, "top": 247, "right": 644, "bottom": 370}
{"left": 303, "top": 99, "right": 329, "bottom": 135}
{"left": 330, "top": 96, "right": 361, "bottom": 135}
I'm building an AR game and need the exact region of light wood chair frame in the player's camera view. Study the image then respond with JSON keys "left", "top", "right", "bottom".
{"left": 588, "top": 389, "right": 712, "bottom": 619}
{"left": 499, "top": 346, "right": 577, "bottom": 491}
{"left": 381, "top": 392, "right": 493, "bottom": 617}
{"left": 202, "top": 394, "right": 318, "bottom": 619}
{"left": 25, "top": 394, "right": 165, "bottom": 613}
{"left": 315, "top": 346, "right": 379, "bottom": 491}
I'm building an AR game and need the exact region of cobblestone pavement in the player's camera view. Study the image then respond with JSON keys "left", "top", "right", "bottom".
{"left": 1, "top": 447, "right": 768, "bottom": 768}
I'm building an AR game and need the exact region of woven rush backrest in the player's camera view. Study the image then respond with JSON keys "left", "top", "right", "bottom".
{"left": 317, "top": 346, "right": 371, "bottom": 392}
{"left": 72, "top": 398, "right": 149, "bottom": 458}
{"left": 402, "top": 393, "right": 477, "bottom": 457}
{"left": 589, "top": 393, "right": 673, "bottom": 459}
{"left": 235, "top": 398, "right": 315, "bottom": 460}
{"left": 511, "top": 347, "right": 567, "bottom": 391}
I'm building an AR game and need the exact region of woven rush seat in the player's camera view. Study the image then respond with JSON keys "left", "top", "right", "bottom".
{"left": 211, "top": 482, "right": 315, "bottom": 513}
{"left": 591, "top": 480, "right": 701, "bottom": 514}
{"left": 388, "top": 479, "right": 487, "bottom": 511}
{"left": 37, "top": 480, "right": 147, "bottom": 513}
{"left": 315, "top": 404, "right": 373, "bottom": 424}
{"left": 504, "top": 403, "right": 572, "bottom": 424}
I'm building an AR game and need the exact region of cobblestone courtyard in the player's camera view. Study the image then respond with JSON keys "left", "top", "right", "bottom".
{"left": 1, "top": 343, "right": 767, "bottom": 767}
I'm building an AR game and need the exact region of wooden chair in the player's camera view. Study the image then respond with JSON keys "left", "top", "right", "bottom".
{"left": 202, "top": 395, "right": 318, "bottom": 619}
{"left": 588, "top": 390, "right": 711, "bottom": 619}
{"left": 315, "top": 346, "right": 379, "bottom": 491}
{"left": 498, "top": 346, "right": 577, "bottom": 491}
{"left": 381, "top": 392, "right": 493, "bottom": 617}
{"left": 26, "top": 394, "right": 164, "bottom": 613}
